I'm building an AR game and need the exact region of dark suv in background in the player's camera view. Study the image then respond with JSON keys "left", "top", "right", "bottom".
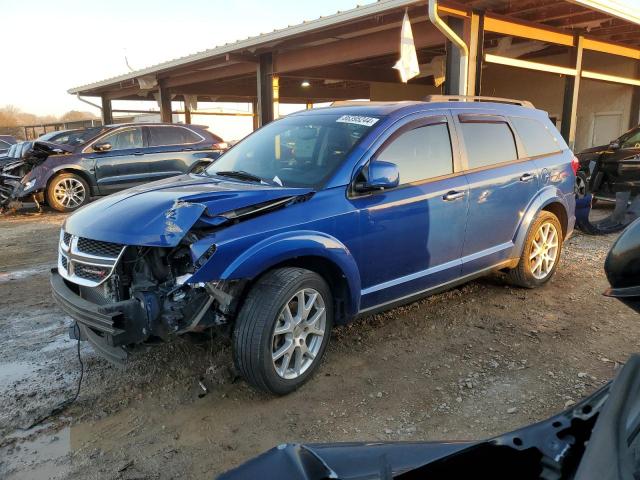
{"left": 0, "top": 135, "right": 17, "bottom": 155}
{"left": 576, "top": 124, "right": 640, "bottom": 200}
{"left": 2, "top": 123, "right": 226, "bottom": 212}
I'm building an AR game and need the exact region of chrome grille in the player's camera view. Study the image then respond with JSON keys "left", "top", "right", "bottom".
{"left": 58, "top": 230, "right": 126, "bottom": 287}
{"left": 77, "top": 237, "right": 123, "bottom": 258}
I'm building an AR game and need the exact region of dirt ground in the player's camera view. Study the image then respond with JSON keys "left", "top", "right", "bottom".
{"left": 1, "top": 207, "right": 639, "bottom": 479}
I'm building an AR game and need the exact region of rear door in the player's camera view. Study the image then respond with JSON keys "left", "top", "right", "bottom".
{"left": 454, "top": 111, "right": 539, "bottom": 274}
{"left": 352, "top": 114, "right": 470, "bottom": 311}
{"left": 143, "top": 125, "right": 207, "bottom": 179}
{"left": 92, "top": 126, "right": 146, "bottom": 194}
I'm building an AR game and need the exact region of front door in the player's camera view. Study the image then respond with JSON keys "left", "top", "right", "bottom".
{"left": 92, "top": 126, "right": 146, "bottom": 194}
{"left": 453, "top": 112, "right": 539, "bottom": 274}
{"left": 352, "top": 116, "right": 469, "bottom": 311}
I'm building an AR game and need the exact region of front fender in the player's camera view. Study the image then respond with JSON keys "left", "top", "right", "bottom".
{"left": 189, "top": 231, "right": 362, "bottom": 316}
{"left": 513, "top": 186, "right": 575, "bottom": 254}
{"left": 24, "top": 162, "right": 93, "bottom": 193}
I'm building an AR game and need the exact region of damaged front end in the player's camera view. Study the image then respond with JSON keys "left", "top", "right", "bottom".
{"left": 51, "top": 180, "right": 313, "bottom": 364}
{"left": 0, "top": 141, "right": 72, "bottom": 211}
{"left": 575, "top": 152, "right": 640, "bottom": 235}
{"left": 51, "top": 230, "right": 246, "bottom": 365}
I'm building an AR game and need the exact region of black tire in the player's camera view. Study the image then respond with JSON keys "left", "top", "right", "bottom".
{"left": 507, "top": 211, "right": 563, "bottom": 288}
{"left": 46, "top": 173, "right": 90, "bottom": 212}
{"left": 233, "top": 268, "right": 333, "bottom": 395}
{"left": 575, "top": 170, "right": 589, "bottom": 199}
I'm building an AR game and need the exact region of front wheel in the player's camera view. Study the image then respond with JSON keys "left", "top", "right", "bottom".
{"left": 233, "top": 268, "right": 333, "bottom": 395}
{"left": 507, "top": 211, "right": 563, "bottom": 288}
{"left": 46, "top": 173, "right": 90, "bottom": 212}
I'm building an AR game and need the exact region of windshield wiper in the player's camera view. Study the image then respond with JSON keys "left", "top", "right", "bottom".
{"left": 214, "top": 170, "right": 276, "bottom": 186}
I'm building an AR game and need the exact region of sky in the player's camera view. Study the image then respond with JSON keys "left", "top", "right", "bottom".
{"left": 0, "top": 0, "right": 376, "bottom": 117}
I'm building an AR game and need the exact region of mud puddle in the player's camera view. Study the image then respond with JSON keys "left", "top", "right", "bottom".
{"left": 0, "top": 264, "right": 55, "bottom": 284}
{"left": 1, "top": 424, "right": 71, "bottom": 480}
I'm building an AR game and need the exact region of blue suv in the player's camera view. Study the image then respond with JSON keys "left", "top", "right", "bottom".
{"left": 51, "top": 97, "right": 576, "bottom": 394}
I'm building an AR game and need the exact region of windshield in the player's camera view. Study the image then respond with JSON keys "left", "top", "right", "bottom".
{"left": 205, "top": 113, "right": 381, "bottom": 188}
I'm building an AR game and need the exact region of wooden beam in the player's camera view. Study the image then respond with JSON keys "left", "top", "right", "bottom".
{"left": 276, "top": 21, "right": 443, "bottom": 73}
{"left": 583, "top": 37, "right": 640, "bottom": 60}
{"left": 484, "top": 15, "right": 575, "bottom": 46}
{"left": 163, "top": 62, "right": 256, "bottom": 88}
{"left": 285, "top": 65, "right": 401, "bottom": 84}
{"left": 484, "top": 54, "right": 577, "bottom": 76}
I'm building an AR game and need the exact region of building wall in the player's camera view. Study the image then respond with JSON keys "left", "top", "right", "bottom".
{"left": 481, "top": 52, "right": 637, "bottom": 152}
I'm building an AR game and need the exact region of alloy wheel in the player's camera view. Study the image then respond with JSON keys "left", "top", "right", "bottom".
{"left": 53, "top": 178, "right": 86, "bottom": 209}
{"left": 529, "top": 222, "right": 559, "bottom": 280}
{"left": 271, "top": 288, "right": 326, "bottom": 380}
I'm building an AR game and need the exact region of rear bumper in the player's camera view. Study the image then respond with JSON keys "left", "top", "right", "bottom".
{"left": 51, "top": 268, "right": 144, "bottom": 363}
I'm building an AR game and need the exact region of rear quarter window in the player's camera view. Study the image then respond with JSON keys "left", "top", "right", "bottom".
{"left": 148, "top": 126, "right": 202, "bottom": 146}
{"left": 459, "top": 121, "right": 517, "bottom": 169}
{"left": 510, "top": 116, "right": 561, "bottom": 157}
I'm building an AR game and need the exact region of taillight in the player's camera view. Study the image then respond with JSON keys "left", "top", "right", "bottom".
{"left": 571, "top": 155, "right": 579, "bottom": 175}
{"left": 212, "top": 142, "right": 229, "bottom": 151}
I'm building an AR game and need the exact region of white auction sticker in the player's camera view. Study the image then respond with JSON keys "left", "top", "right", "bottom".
{"left": 336, "top": 115, "right": 379, "bottom": 127}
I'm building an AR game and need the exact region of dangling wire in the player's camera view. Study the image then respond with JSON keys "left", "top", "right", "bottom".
{"left": 23, "top": 322, "right": 84, "bottom": 430}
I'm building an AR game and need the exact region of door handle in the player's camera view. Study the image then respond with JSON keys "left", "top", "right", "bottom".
{"left": 443, "top": 190, "right": 465, "bottom": 201}
{"left": 520, "top": 173, "right": 535, "bottom": 182}
{"left": 133, "top": 152, "right": 144, "bottom": 156}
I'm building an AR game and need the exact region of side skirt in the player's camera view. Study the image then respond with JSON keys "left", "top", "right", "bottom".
{"left": 355, "top": 260, "right": 514, "bottom": 319}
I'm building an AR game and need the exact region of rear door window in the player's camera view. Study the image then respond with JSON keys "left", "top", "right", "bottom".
{"left": 510, "top": 116, "right": 561, "bottom": 157}
{"left": 458, "top": 117, "right": 517, "bottom": 169}
{"left": 377, "top": 122, "right": 454, "bottom": 184}
{"left": 148, "top": 126, "right": 202, "bottom": 147}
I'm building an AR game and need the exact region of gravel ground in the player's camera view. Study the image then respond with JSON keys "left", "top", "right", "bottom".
{"left": 0, "top": 208, "right": 638, "bottom": 479}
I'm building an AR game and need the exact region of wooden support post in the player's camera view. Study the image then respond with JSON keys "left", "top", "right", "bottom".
{"left": 468, "top": 12, "right": 484, "bottom": 96}
{"left": 251, "top": 100, "right": 259, "bottom": 130}
{"left": 158, "top": 83, "right": 173, "bottom": 123}
{"left": 630, "top": 63, "right": 640, "bottom": 129}
{"left": 257, "top": 53, "right": 275, "bottom": 126}
{"left": 444, "top": 17, "right": 465, "bottom": 96}
{"left": 101, "top": 94, "right": 113, "bottom": 125}
{"left": 184, "top": 99, "right": 192, "bottom": 125}
{"left": 561, "top": 36, "right": 584, "bottom": 150}
{"left": 272, "top": 74, "right": 280, "bottom": 120}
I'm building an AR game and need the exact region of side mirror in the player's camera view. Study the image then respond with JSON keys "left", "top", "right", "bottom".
{"left": 355, "top": 161, "right": 400, "bottom": 192}
{"left": 93, "top": 142, "right": 112, "bottom": 152}
{"left": 609, "top": 141, "right": 621, "bottom": 150}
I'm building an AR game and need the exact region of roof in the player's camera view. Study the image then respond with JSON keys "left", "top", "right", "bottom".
{"left": 69, "top": 0, "right": 640, "bottom": 97}
{"left": 68, "top": 0, "right": 420, "bottom": 95}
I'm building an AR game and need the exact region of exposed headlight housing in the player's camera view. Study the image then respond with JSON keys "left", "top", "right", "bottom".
{"left": 22, "top": 179, "right": 36, "bottom": 192}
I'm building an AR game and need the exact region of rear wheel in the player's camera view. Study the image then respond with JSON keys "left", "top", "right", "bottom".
{"left": 46, "top": 173, "right": 90, "bottom": 212}
{"left": 233, "top": 268, "right": 333, "bottom": 395}
{"left": 507, "top": 211, "right": 563, "bottom": 288}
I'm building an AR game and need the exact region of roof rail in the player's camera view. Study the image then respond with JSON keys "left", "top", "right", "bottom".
{"left": 424, "top": 95, "right": 535, "bottom": 109}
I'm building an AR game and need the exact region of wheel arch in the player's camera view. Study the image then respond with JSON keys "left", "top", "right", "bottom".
{"left": 46, "top": 167, "right": 96, "bottom": 197}
{"left": 205, "top": 231, "right": 362, "bottom": 323}
{"left": 259, "top": 255, "right": 355, "bottom": 325}
{"left": 513, "top": 187, "right": 572, "bottom": 255}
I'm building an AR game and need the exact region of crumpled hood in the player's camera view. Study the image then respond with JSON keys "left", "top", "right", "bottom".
{"left": 63, "top": 174, "right": 313, "bottom": 247}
